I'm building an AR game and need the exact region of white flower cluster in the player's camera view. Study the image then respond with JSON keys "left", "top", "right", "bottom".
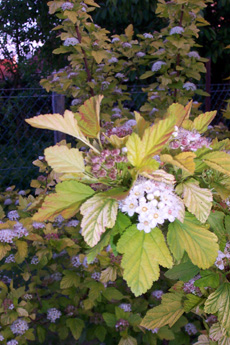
{"left": 184, "top": 323, "right": 198, "bottom": 335}
{"left": 71, "top": 255, "right": 81, "bottom": 268}
{"left": 61, "top": 2, "right": 74, "bottom": 10}
{"left": 170, "top": 127, "right": 211, "bottom": 151}
{"left": 122, "top": 42, "right": 132, "bottom": 48}
{"left": 119, "top": 178, "right": 182, "bottom": 233}
{"left": 119, "top": 303, "right": 132, "bottom": 312}
{"left": 5, "top": 254, "right": 15, "bottom": 263}
{"left": 91, "top": 272, "right": 101, "bottom": 281}
{"left": 183, "top": 82, "right": 197, "bottom": 91}
{"left": 7, "top": 340, "right": 18, "bottom": 345}
{"left": 187, "top": 51, "right": 200, "bottom": 59}
{"left": 10, "top": 319, "right": 29, "bottom": 335}
{"left": 111, "top": 37, "right": 120, "bottom": 43}
{"left": 8, "top": 211, "right": 19, "bottom": 221}
{"left": 136, "top": 52, "right": 146, "bottom": 57}
{"left": 8, "top": 304, "right": 14, "bottom": 310}
{"left": 0, "top": 223, "right": 28, "bottom": 244}
{"left": 4, "top": 198, "right": 12, "bottom": 205}
{"left": 108, "top": 57, "right": 118, "bottom": 64}
{"left": 47, "top": 308, "right": 62, "bottom": 323}
{"left": 32, "top": 222, "right": 45, "bottom": 229}
{"left": 215, "top": 243, "right": 230, "bottom": 270}
{"left": 31, "top": 256, "right": 39, "bottom": 265}
{"left": 143, "top": 33, "right": 153, "bottom": 39}
{"left": 63, "top": 38, "right": 79, "bottom": 46}
{"left": 0, "top": 335, "right": 4, "bottom": 341}
{"left": 71, "top": 98, "right": 81, "bottom": 106}
{"left": 151, "top": 61, "right": 166, "bottom": 72}
{"left": 169, "top": 26, "right": 184, "bottom": 35}
{"left": 24, "top": 294, "right": 33, "bottom": 300}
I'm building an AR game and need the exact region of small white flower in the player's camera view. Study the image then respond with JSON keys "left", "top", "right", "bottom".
{"left": 185, "top": 323, "right": 197, "bottom": 335}
{"left": 63, "top": 38, "right": 79, "bottom": 46}
{"left": 170, "top": 26, "right": 184, "bottom": 35}
{"left": 10, "top": 319, "right": 29, "bottom": 335}
{"left": 32, "top": 222, "right": 45, "bottom": 229}
{"left": 187, "top": 51, "right": 200, "bottom": 59}
{"left": 150, "top": 107, "right": 159, "bottom": 115}
{"left": 183, "top": 82, "right": 197, "bottom": 91}
{"left": 151, "top": 61, "right": 166, "bottom": 72}
{"left": 47, "top": 308, "right": 62, "bottom": 323}
{"left": 18, "top": 190, "right": 26, "bottom": 196}
{"left": 143, "top": 33, "right": 153, "bottom": 39}
{"left": 122, "top": 42, "right": 132, "bottom": 48}
{"left": 71, "top": 98, "right": 82, "bottom": 106}
{"left": 61, "top": 2, "right": 74, "bottom": 11}
{"left": 115, "top": 73, "right": 125, "bottom": 78}
{"left": 108, "top": 57, "right": 118, "bottom": 63}
{"left": 8, "top": 304, "right": 14, "bottom": 310}
{"left": 121, "top": 196, "right": 138, "bottom": 217}
{"left": 91, "top": 272, "right": 101, "bottom": 281}
{"left": 136, "top": 52, "right": 146, "bottom": 57}
{"left": 152, "top": 290, "right": 164, "bottom": 300}
{"left": 24, "top": 294, "right": 33, "bottom": 300}
{"left": 71, "top": 255, "right": 81, "bottom": 268}
{"left": 0, "top": 335, "right": 4, "bottom": 341}
{"left": 122, "top": 147, "right": 128, "bottom": 153}
{"left": 66, "top": 219, "right": 79, "bottom": 227}
{"left": 5, "top": 187, "right": 13, "bottom": 192}
{"left": 111, "top": 37, "right": 120, "bottom": 43}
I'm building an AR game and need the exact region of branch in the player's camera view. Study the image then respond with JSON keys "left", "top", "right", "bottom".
{"left": 75, "top": 25, "right": 94, "bottom": 96}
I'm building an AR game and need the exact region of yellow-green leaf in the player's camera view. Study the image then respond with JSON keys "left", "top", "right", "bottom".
{"left": 204, "top": 283, "right": 230, "bottom": 332}
{"left": 202, "top": 151, "right": 230, "bottom": 177}
{"left": 193, "top": 335, "right": 210, "bottom": 345}
{"left": 105, "top": 134, "right": 129, "bottom": 149}
{"left": 91, "top": 51, "right": 108, "bottom": 64}
{"left": 167, "top": 213, "right": 218, "bottom": 269}
{"left": 75, "top": 95, "right": 103, "bottom": 138}
{"left": 160, "top": 152, "right": 196, "bottom": 173}
{"left": 48, "top": 1, "right": 65, "bottom": 14}
{"left": 126, "top": 115, "right": 175, "bottom": 169}
{"left": 0, "top": 243, "right": 11, "bottom": 260}
{"left": 118, "top": 336, "right": 137, "bottom": 345}
{"left": 182, "top": 179, "right": 213, "bottom": 223}
{"left": 193, "top": 110, "right": 217, "bottom": 133}
{"left": 25, "top": 110, "right": 99, "bottom": 152}
{"left": 125, "top": 24, "right": 134, "bottom": 39}
{"left": 134, "top": 111, "right": 149, "bottom": 138}
{"left": 15, "top": 241, "right": 28, "bottom": 264}
{"left": 141, "top": 292, "right": 184, "bottom": 329}
{"left": 45, "top": 145, "right": 85, "bottom": 174}
{"left": 166, "top": 103, "right": 187, "bottom": 127}
{"left": 80, "top": 194, "right": 118, "bottom": 247}
{"left": 66, "top": 318, "right": 84, "bottom": 340}
{"left": 100, "top": 266, "right": 117, "bottom": 283}
{"left": 33, "top": 181, "right": 94, "bottom": 221}
{"left": 117, "top": 226, "right": 173, "bottom": 296}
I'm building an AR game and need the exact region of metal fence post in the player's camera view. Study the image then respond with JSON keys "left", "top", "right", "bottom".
{"left": 52, "top": 92, "right": 66, "bottom": 144}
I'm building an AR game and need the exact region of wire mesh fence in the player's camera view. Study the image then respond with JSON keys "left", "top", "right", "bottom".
{"left": 0, "top": 83, "right": 230, "bottom": 190}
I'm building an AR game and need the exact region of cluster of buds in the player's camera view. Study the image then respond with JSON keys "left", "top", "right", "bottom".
{"left": 115, "top": 319, "right": 129, "bottom": 332}
{"left": 183, "top": 275, "right": 202, "bottom": 297}
{"left": 65, "top": 305, "right": 77, "bottom": 317}
{"left": 90, "top": 312, "right": 104, "bottom": 325}
{"left": 110, "top": 253, "right": 122, "bottom": 265}
{"left": 87, "top": 149, "right": 127, "bottom": 181}
{"left": 152, "top": 290, "right": 164, "bottom": 300}
{"left": 170, "top": 127, "right": 211, "bottom": 152}
{"left": 184, "top": 323, "right": 198, "bottom": 335}
{"left": 214, "top": 242, "right": 230, "bottom": 270}
{"left": 45, "top": 233, "right": 59, "bottom": 240}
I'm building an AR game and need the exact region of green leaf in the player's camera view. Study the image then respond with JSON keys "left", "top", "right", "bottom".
{"left": 160, "top": 152, "right": 196, "bottom": 174}
{"left": 126, "top": 115, "right": 175, "bottom": 170}
{"left": 167, "top": 213, "right": 218, "bottom": 269}
{"left": 165, "top": 261, "right": 200, "bottom": 282}
{"left": 204, "top": 283, "right": 230, "bottom": 331}
{"left": 102, "top": 287, "right": 124, "bottom": 301}
{"left": 25, "top": 110, "right": 99, "bottom": 153}
{"left": 66, "top": 318, "right": 84, "bottom": 340}
{"left": 33, "top": 181, "right": 94, "bottom": 221}
{"left": 75, "top": 95, "right": 103, "bottom": 138}
{"left": 100, "top": 266, "right": 117, "bottom": 283}
{"left": 194, "top": 270, "right": 219, "bottom": 288}
{"left": 0, "top": 243, "right": 11, "bottom": 260}
{"left": 117, "top": 225, "right": 173, "bottom": 296}
{"left": 94, "top": 325, "right": 107, "bottom": 342}
{"left": 60, "top": 271, "right": 80, "bottom": 289}
{"left": 208, "top": 211, "right": 225, "bottom": 240}
{"left": 45, "top": 145, "right": 85, "bottom": 174}
{"left": 102, "top": 312, "right": 116, "bottom": 327}
{"left": 157, "top": 326, "right": 175, "bottom": 340}
{"left": 86, "top": 230, "right": 112, "bottom": 263}
{"left": 37, "top": 326, "right": 46, "bottom": 343}
{"left": 140, "top": 71, "right": 154, "bottom": 79}
{"left": 202, "top": 151, "right": 230, "bottom": 177}
{"left": 112, "top": 211, "right": 132, "bottom": 235}
{"left": 80, "top": 193, "right": 118, "bottom": 247}
{"left": 193, "top": 111, "right": 217, "bottom": 133}
{"left": 141, "top": 292, "right": 184, "bottom": 329}
{"left": 118, "top": 336, "right": 137, "bottom": 345}
{"left": 183, "top": 294, "right": 203, "bottom": 312}
{"left": 15, "top": 240, "right": 28, "bottom": 264}
{"left": 182, "top": 179, "right": 213, "bottom": 223}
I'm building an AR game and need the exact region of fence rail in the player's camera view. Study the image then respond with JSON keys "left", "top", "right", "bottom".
{"left": 0, "top": 84, "right": 229, "bottom": 189}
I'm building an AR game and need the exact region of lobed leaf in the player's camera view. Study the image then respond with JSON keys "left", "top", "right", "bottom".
{"left": 117, "top": 226, "right": 173, "bottom": 296}
{"left": 160, "top": 152, "right": 196, "bottom": 174}
{"left": 167, "top": 213, "right": 218, "bottom": 269}
{"left": 33, "top": 181, "right": 94, "bottom": 221}
{"left": 182, "top": 179, "right": 213, "bottom": 223}
{"left": 141, "top": 292, "right": 184, "bottom": 329}
{"left": 202, "top": 151, "right": 230, "bottom": 177}
{"left": 45, "top": 145, "right": 85, "bottom": 174}
{"left": 193, "top": 110, "right": 217, "bottom": 133}
{"left": 80, "top": 193, "right": 118, "bottom": 247}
